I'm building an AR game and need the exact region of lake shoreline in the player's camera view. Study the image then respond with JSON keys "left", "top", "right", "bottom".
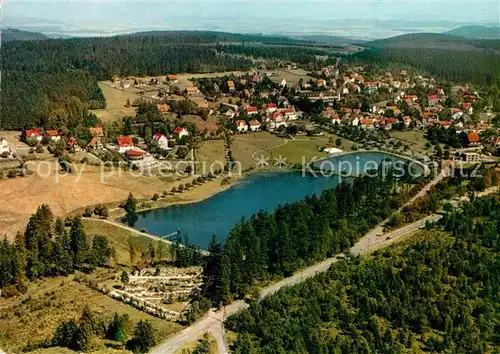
{"left": 111, "top": 167, "right": 295, "bottom": 221}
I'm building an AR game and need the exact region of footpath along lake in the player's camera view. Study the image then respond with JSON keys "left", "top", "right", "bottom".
{"left": 127, "top": 152, "right": 424, "bottom": 248}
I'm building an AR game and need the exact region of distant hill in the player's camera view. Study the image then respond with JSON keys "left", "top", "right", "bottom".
{"left": 365, "top": 33, "right": 489, "bottom": 51}
{"left": 2, "top": 27, "right": 47, "bottom": 41}
{"left": 354, "top": 32, "right": 500, "bottom": 85}
{"left": 446, "top": 25, "right": 500, "bottom": 39}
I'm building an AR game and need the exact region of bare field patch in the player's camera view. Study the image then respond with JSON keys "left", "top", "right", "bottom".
{"left": 0, "top": 277, "right": 181, "bottom": 353}
{"left": 0, "top": 163, "right": 181, "bottom": 239}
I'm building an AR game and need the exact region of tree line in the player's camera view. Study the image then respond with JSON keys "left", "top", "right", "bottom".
{"left": 202, "top": 170, "right": 419, "bottom": 305}
{"left": 1, "top": 32, "right": 325, "bottom": 130}
{"left": 0, "top": 205, "right": 112, "bottom": 296}
{"left": 227, "top": 195, "right": 500, "bottom": 353}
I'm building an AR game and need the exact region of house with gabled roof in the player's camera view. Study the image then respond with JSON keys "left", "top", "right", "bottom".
{"left": 174, "top": 127, "right": 189, "bottom": 140}
{"left": 467, "top": 132, "right": 480, "bottom": 147}
{"left": 235, "top": 120, "right": 248, "bottom": 133}
{"left": 246, "top": 106, "right": 258, "bottom": 116}
{"left": 117, "top": 136, "right": 134, "bottom": 153}
{"left": 265, "top": 103, "right": 278, "bottom": 114}
{"left": 46, "top": 130, "right": 61, "bottom": 142}
{"left": 90, "top": 126, "right": 105, "bottom": 137}
{"left": 25, "top": 129, "right": 42, "bottom": 142}
{"left": 153, "top": 132, "right": 170, "bottom": 150}
{"left": 249, "top": 120, "right": 261, "bottom": 132}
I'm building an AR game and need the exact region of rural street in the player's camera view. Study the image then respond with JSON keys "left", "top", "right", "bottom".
{"left": 152, "top": 214, "right": 444, "bottom": 354}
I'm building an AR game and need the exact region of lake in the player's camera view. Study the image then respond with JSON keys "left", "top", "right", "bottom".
{"left": 127, "top": 151, "right": 420, "bottom": 249}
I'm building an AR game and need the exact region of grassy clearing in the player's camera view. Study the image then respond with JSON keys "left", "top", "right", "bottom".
{"left": 82, "top": 218, "right": 171, "bottom": 266}
{"left": 270, "top": 69, "right": 314, "bottom": 86}
{"left": 197, "top": 140, "right": 226, "bottom": 173}
{"left": 270, "top": 135, "right": 355, "bottom": 165}
{"left": 389, "top": 130, "right": 430, "bottom": 153}
{"left": 232, "top": 132, "right": 284, "bottom": 169}
{"left": 91, "top": 82, "right": 138, "bottom": 123}
{"left": 0, "top": 277, "right": 181, "bottom": 353}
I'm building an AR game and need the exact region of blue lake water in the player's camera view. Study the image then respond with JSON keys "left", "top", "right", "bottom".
{"left": 128, "top": 152, "right": 420, "bottom": 249}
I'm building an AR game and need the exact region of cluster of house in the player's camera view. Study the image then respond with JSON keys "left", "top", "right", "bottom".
{"left": 22, "top": 124, "right": 191, "bottom": 162}
{"left": 225, "top": 102, "right": 298, "bottom": 132}
{"left": 117, "top": 126, "right": 188, "bottom": 161}
{"left": 111, "top": 74, "right": 180, "bottom": 91}
{"left": 23, "top": 127, "right": 105, "bottom": 151}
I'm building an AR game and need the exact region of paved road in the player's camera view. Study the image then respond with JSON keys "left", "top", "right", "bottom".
{"left": 151, "top": 214, "right": 442, "bottom": 354}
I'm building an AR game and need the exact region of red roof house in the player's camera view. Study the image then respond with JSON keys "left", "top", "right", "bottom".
{"left": 467, "top": 132, "right": 480, "bottom": 146}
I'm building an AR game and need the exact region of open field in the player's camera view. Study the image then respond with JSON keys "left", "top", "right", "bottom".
{"left": 91, "top": 82, "right": 139, "bottom": 122}
{"left": 0, "top": 276, "right": 181, "bottom": 353}
{"left": 197, "top": 140, "right": 226, "bottom": 173}
{"left": 232, "top": 132, "right": 284, "bottom": 170}
{"left": 232, "top": 132, "right": 356, "bottom": 168}
{"left": 271, "top": 135, "right": 355, "bottom": 165}
{"left": 0, "top": 162, "right": 181, "bottom": 240}
{"left": 389, "top": 130, "right": 429, "bottom": 153}
{"left": 269, "top": 69, "right": 314, "bottom": 87}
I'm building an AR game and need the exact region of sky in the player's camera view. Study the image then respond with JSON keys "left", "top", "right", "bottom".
{"left": 4, "top": 0, "right": 499, "bottom": 38}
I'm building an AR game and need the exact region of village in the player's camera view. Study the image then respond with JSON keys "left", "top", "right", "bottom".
{"left": 1, "top": 62, "right": 499, "bottom": 177}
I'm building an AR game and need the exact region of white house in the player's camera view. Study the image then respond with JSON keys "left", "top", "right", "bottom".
{"left": 331, "top": 115, "right": 341, "bottom": 125}
{"left": 174, "top": 127, "right": 189, "bottom": 140}
{"left": 46, "top": 130, "right": 61, "bottom": 142}
{"left": 249, "top": 120, "right": 261, "bottom": 132}
{"left": 0, "top": 137, "right": 10, "bottom": 156}
{"left": 235, "top": 120, "right": 248, "bottom": 133}
{"left": 152, "top": 132, "right": 170, "bottom": 150}
{"left": 279, "top": 79, "right": 287, "bottom": 87}
{"left": 283, "top": 108, "right": 297, "bottom": 121}
{"left": 246, "top": 106, "right": 259, "bottom": 116}
{"left": 268, "top": 112, "right": 288, "bottom": 130}
{"left": 265, "top": 103, "right": 278, "bottom": 114}
{"left": 25, "top": 129, "right": 42, "bottom": 142}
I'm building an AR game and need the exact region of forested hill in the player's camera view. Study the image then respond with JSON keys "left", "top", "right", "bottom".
{"left": 365, "top": 33, "right": 499, "bottom": 51}
{"left": 351, "top": 33, "right": 500, "bottom": 85}
{"left": 446, "top": 25, "right": 500, "bottom": 39}
{"left": 227, "top": 195, "right": 500, "bottom": 353}
{"left": 127, "top": 30, "right": 312, "bottom": 44}
{"left": 1, "top": 31, "right": 328, "bottom": 130}
{"left": 2, "top": 28, "right": 48, "bottom": 41}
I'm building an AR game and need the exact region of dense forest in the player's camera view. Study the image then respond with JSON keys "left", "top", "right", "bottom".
{"left": 351, "top": 47, "right": 500, "bottom": 86}
{"left": 1, "top": 31, "right": 327, "bottom": 130}
{"left": 202, "top": 170, "right": 423, "bottom": 305}
{"left": 227, "top": 195, "right": 500, "bottom": 353}
{"left": 0, "top": 205, "right": 111, "bottom": 296}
